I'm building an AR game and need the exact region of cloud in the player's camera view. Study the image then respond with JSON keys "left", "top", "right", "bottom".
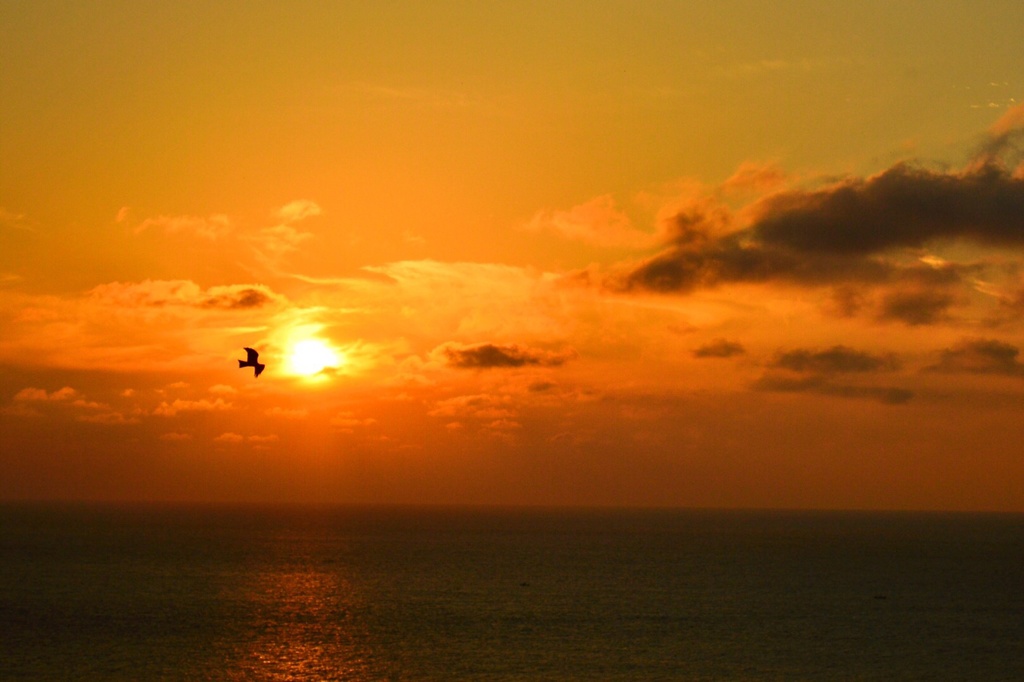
{"left": 524, "top": 195, "right": 653, "bottom": 248}
{"left": 266, "top": 406, "right": 308, "bottom": 419}
{"left": 428, "top": 393, "right": 510, "bottom": 418}
{"left": 247, "top": 434, "right": 279, "bottom": 444}
{"left": 0, "top": 207, "right": 33, "bottom": 232}
{"left": 77, "top": 411, "right": 139, "bottom": 425}
{"left": 753, "top": 374, "right": 914, "bottom": 405}
{"left": 722, "top": 162, "right": 788, "bottom": 194}
{"left": 214, "top": 432, "right": 245, "bottom": 443}
{"left": 250, "top": 224, "right": 315, "bottom": 261}
{"left": 275, "top": 200, "right": 322, "bottom": 223}
{"left": 14, "top": 386, "right": 77, "bottom": 401}
{"left": 154, "top": 398, "right": 232, "bottom": 416}
{"left": 748, "top": 163, "right": 1024, "bottom": 255}
{"left": 602, "top": 155, "right": 1024, "bottom": 330}
{"left": 772, "top": 346, "right": 900, "bottom": 374}
{"left": 364, "top": 260, "right": 573, "bottom": 341}
{"left": 718, "top": 58, "right": 825, "bottom": 79}
{"left": 877, "top": 288, "right": 956, "bottom": 325}
{"left": 754, "top": 345, "right": 910, "bottom": 404}
{"left": 434, "top": 342, "right": 575, "bottom": 369}
{"left": 927, "top": 338, "right": 1024, "bottom": 376}
{"left": 130, "top": 201, "right": 323, "bottom": 272}
{"left": 612, "top": 228, "right": 894, "bottom": 294}
{"left": 247, "top": 200, "right": 322, "bottom": 269}
{"left": 330, "top": 411, "right": 376, "bottom": 431}
{"left": 486, "top": 418, "right": 522, "bottom": 431}
{"left": 200, "top": 285, "right": 280, "bottom": 310}
{"left": 88, "top": 280, "right": 283, "bottom": 310}
{"left": 135, "top": 214, "right": 233, "bottom": 240}
{"left": 982, "top": 102, "right": 1024, "bottom": 160}
{"left": 8, "top": 386, "right": 130, "bottom": 422}
{"left": 693, "top": 339, "right": 746, "bottom": 358}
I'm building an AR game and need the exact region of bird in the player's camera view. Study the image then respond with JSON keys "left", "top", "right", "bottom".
{"left": 238, "top": 347, "right": 266, "bottom": 377}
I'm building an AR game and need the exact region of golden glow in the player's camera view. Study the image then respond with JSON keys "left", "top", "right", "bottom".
{"left": 287, "top": 339, "right": 343, "bottom": 377}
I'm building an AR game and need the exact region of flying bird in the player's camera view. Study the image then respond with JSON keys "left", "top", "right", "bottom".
{"left": 238, "top": 347, "right": 266, "bottom": 378}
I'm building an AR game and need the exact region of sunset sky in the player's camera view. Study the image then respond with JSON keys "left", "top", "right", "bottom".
{"left": 2, "top": 2, "right": 1023, "bottom": 510}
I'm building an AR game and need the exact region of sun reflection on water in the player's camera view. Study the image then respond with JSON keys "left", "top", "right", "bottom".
{"left": 229, "top": 564, "right": 374, "bottom": 680}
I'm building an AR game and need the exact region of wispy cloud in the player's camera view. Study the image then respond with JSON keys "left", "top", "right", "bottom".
{"left": 265, "top": 406, "right": 308, "bottom": 419}
{"left": 716, "top": 57, "right": 828, "bottom": 79}
{"left": 0, "top": 207, "right": 34, "bottom": 232}
{"left": 275, "top": 199, "right": 322, "bottom": 224}
{"left": 524, "top": 195, "right": 654, "bottom": 248}
{"left": 330, "top": 411, "right": 377, "bottom": 432}
{"left": 428, "top": 393, "right": 513, "bottom": 420}
{"left": 981, "top": 101, "right": 1024, "bottom": 161}
{"left": 128, "top": 201, "right": 323, "bottom": 273}
{"left": 213, "top": 432, "right": 279, "bottom": 446}
{"left": 246, "top": 200, "right": 322, "bottom": 270}
{"left": 133, "top": 213, "right": 233, "bottom": 240}
{"left": 88, "top": 280, "right": 284, "bottom": 310}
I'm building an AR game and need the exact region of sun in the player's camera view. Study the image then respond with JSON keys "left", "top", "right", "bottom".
{"left": 287, "top": 339, "right": 342, "bottom": 377}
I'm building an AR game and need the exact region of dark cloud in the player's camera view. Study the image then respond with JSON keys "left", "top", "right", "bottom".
{"left": 437, "top": 343, "right": 575, "bottom": 369}
{"left": 772, "top": 346, "right": 899, "bottom": 374}
{"left": 606, "top": 160, "right": 1024, "bottom": 325}
{"left": 615, "top": 239, "right": 895, "bottom": 293}
{"left": 200, "top": 287, "right": 275, "bottom": 310}
{"left": 754, "top": 345, "right": 910, "bottom": 404}
{"left": 928, "top": 338, "right": 1024, "bottom": 376}
{"left": 528, "top": 380, "right": 558, "bottom": 392}
{"left": 693, "top": 339, "right": 746, "bottom": 358}
{"left": 827, "top": 286, "right": 866, "bottom": 317}
{"left": 877, "top": 288, "right": 956, "bottom": 326}
{"left": 753, "top": 373, "right": 913, "bottom": 404}
{"left": 750, "top": 162, "right": 1024, "bottom": 255}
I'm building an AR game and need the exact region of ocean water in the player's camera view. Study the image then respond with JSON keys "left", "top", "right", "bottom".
{"left": 1, "top": 505, "right": 1021, "bottom": 681}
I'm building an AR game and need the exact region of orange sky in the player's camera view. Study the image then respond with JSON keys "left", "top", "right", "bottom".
{"left": 2, "top": 2, "right": 1024, "bottom": 510}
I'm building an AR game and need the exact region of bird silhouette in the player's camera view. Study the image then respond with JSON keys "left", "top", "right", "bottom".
{"left": 238, "top": 347, "right": 266, "bottom": 377}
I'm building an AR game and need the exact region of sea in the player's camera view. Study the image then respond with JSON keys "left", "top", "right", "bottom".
{"left": 1, "top": 504, "right": 1021, "bottom": 681}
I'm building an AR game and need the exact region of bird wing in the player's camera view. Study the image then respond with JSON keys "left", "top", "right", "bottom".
{"left": 254, "top": 363, "right": 265, "bottom": 378}
{"left": 244, "top": 347, "right": 259, "bottom": 363}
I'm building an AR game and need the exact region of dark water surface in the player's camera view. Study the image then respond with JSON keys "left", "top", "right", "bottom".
{"left": 1, "top": 504, "right": 1021, "bottom": 680}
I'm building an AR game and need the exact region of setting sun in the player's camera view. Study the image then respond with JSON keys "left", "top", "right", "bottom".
{"left": 287, "top": 339, "right": 342, "bottom": 377}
